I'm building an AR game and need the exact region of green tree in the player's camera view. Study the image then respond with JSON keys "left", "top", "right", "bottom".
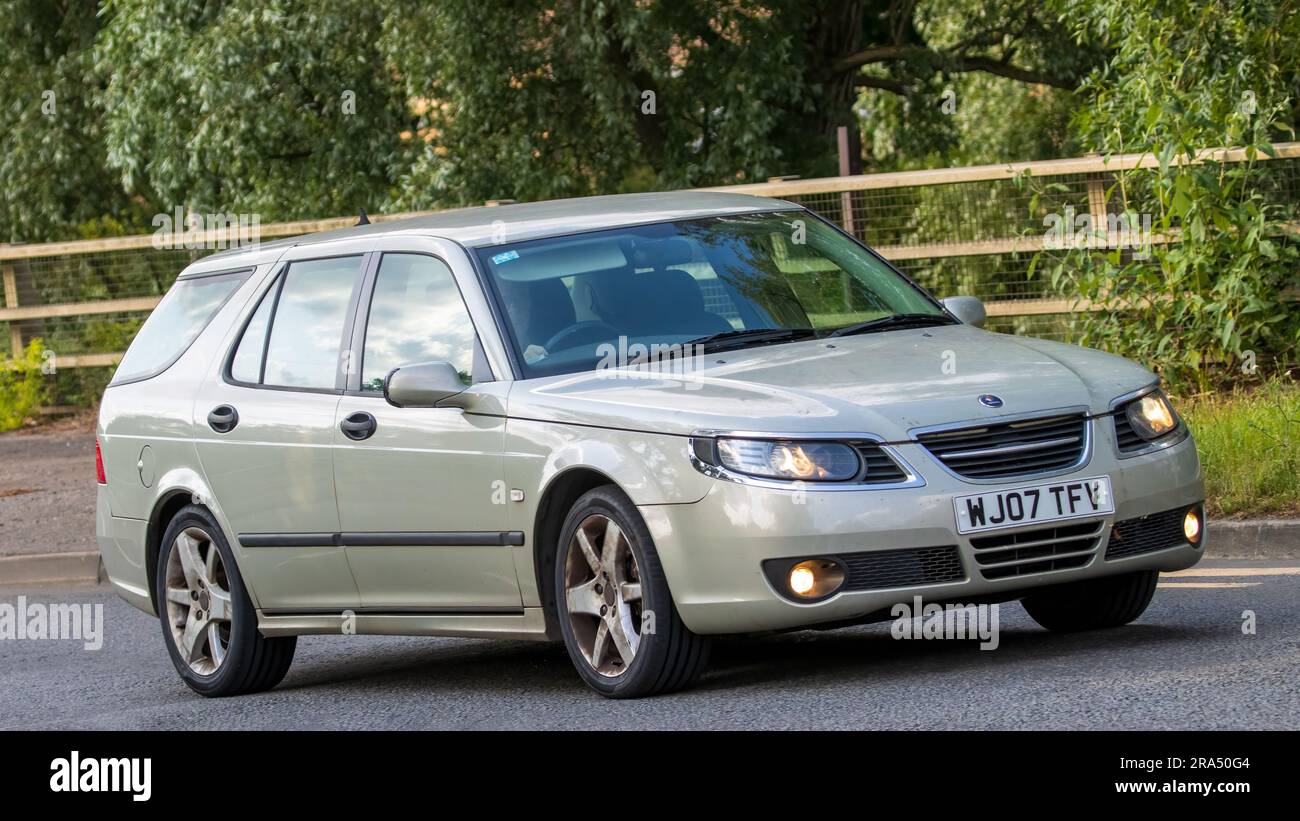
{"left": 0, "top": 0, "right": 144, "bottom": 242}
{"left": 382, "top": 0, "right": 812, "bottom": 204}
{"left": 381, "top": 0, "right": 1102, "bottom": 207}
{"left": 0, "top": 1, "right": 1153, "bottom": 240}
{"left": 853, "top": 0, "right": 1100, "bottom": 167}
{"left": 95, "top": 0, "right": 416, "bottom": 221}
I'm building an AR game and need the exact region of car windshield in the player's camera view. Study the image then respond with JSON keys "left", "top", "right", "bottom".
{"left": 475, "top": 210, "right": 948, "bottom": 378}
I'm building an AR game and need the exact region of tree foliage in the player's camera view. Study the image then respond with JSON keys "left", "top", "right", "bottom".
{"left": 1031, "top": 0, "right": 1300, "bottom": 390}
{"left": 1, "top": 0, "right": 1110, "bottom": 239}
{"left": 382, "top": 0, "right": 836, "bottom": 205}
{"left": 0, "top": 0, "right": 143, "bottom": 243}
{"left": 96, "top": 0, "right": 414, "bottom": 221}
{"left": 384, "top": 0, "right": 1103, "bottom": 206}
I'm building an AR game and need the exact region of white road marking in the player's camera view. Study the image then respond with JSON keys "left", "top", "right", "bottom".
{"left": 1157, "top": 582, "right": 1260, "bottom": 589}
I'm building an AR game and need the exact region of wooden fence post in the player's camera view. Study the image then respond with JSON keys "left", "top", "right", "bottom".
{"left": 1, "top": 245, "right": 21, "bottom": 359}
{"left": 837, "top": 127, "right": 865, "bottom": 308}
{"left": 836, "top": 126, "right": 863, "bottom": 237}
{"left": 1084, "top": 155, "right": 1112, "bottom": 247}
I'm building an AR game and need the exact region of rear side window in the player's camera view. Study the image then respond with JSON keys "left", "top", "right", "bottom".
{"left": 229, "top": 256, "right": 364, "bottom": 390}
{"left": 112, "top": 269, "right": 250, "bottom": 384}
{"left": 228, "top": 280, "right": 277, "bottom": 384}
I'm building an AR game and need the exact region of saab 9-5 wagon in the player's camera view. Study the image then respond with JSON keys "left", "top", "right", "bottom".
{"left": 96, "top": 192, "right": 1205, "bottom": 698}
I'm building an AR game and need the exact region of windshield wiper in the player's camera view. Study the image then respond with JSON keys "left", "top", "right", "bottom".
{"left": 684, "top": 327, "right": 819, "bottom": 353}
{"left": 828, "top": 313, "right": 957, "bottom": 338}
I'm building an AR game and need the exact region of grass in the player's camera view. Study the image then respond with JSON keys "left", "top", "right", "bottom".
{"left": 1178, "top": 379, "right": 1300, "bottom": 519}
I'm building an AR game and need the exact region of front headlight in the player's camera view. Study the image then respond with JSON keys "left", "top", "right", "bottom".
{"left": 1124, "top": 390, "right": 1181, "bottom": 440}
{"left": 711, "top": 438, "right": 860, "bottom": 481}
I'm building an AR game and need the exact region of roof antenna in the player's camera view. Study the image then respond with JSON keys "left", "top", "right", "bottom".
{"left": 356, "top": 208, "right": 370, "bottom": 226}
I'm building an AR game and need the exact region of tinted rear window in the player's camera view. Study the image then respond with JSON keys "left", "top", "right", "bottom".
{"left": 112, "top": 269, "right": 250, "bottom": 384}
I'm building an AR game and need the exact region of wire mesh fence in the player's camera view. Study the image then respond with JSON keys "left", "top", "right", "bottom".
{"left": 787, "top": 173, "right": 1095, "bottom": 249}
{"left": 3, "top": 144, "right": 1298, "bottom": 406}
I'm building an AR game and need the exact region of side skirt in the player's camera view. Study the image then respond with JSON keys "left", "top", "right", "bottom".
{"left": 256, "top": 606, "right": 553, "bottom": 641}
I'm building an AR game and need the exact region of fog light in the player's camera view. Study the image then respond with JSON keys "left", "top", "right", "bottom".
{"left": 789, "top": 565, "right": 816, "bottom": 595}
{"left": 784, "top": 559, "right": 846, "bottom": 600}
{"left": 1184, "top": 506, "right": 1202, "bottom": 544}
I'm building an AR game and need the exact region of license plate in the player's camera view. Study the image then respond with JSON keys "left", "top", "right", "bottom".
{"left": 953, "top": 476, "right": 1114, "bottom": 535}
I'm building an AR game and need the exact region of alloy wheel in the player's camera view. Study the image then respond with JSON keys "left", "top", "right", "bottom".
{"left": 563, "top": 514, "right": 644, "bottom": 677}
{"left": 163, "top": 527, "right": 233, "bottom": 676}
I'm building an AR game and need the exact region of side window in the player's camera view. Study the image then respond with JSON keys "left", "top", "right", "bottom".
{"left": 113, "top": 268, "right": 250, "bottom": 384}
{"left": 229, "top": 256, "right": 363, "bottom": 390}
{"left": 360, "top": 253, "right": 477, "bottom": 392}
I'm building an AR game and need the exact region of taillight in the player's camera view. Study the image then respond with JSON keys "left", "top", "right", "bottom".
{"left": 95, "top": 438, "right": 107, "bottom": 484}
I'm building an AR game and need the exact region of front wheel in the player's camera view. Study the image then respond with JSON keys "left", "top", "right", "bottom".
{"left": 555, "top": 486, "right": 710, "bottom": 698}
{"left": 1021, "top": 569, "right": 1160, "bottom": 632}
{"left": 156, "top": 505, "right": 296, "bottom": 696}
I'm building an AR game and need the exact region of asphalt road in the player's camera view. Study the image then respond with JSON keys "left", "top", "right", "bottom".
{"left": 2, "top": 560, "right": 1297, "bottom": 730}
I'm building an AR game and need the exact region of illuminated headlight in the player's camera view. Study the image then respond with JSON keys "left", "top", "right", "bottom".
{"left": 713, "top": 438, "right": 860, "bottom": 481}
{"left": 1124, "top": 390, "right": 1181, "bottom": 440}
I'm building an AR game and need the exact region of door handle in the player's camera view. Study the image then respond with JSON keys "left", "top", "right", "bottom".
{"left": 340, "top": 411, "right": 377, "bottom": 441}
{"left": 207, "top": 404, "right": 239, "bottom": 434}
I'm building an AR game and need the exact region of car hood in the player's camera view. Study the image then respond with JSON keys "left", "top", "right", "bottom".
{"left": 506, "top": 325, "right": 1157, "bottom": 440}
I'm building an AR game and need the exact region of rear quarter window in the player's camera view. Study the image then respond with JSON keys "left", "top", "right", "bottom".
{"left": 111, "top": 268, "right": 251, "bottom": 385}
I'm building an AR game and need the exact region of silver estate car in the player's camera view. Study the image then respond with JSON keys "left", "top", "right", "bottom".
{"left": 96, "top": 192, "right": 1205, "bottom": 698}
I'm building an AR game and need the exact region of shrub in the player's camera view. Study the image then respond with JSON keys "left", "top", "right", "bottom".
{"left": 0, "top": 339, "right": 51, "bottom": 431}
{"left": 1028, "top": 0, "right": 1300, "bottom": 391}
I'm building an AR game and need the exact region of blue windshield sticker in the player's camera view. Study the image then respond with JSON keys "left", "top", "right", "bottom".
{"left": 492, "top": 250, "right": 520, "bottom": 265}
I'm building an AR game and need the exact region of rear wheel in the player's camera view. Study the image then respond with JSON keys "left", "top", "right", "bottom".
{"left": 555, "top": 485, "right": 710, "bottom": 698}
{"left": 1021, "top": 569, "right": 1160, "bottom": 632}
{"left": 156, "top": 505, "right": 296, "bottom": 696}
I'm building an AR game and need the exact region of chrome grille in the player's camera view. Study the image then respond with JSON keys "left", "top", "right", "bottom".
{"left": 1106, "top": 507, "right": 1189, "bottom": 559}
{"left": 968, "top": 520, "right": 1104, "bottom": 580}
{"left": 854, "top": 442, "right": 908, "bottom": 484}
{"left": 916, "top": 413, "right": 1088, "bottom": 480}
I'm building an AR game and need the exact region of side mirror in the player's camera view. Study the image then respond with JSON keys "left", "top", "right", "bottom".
{"left": 942, "top": 296, "right": 987, "bottom": 328}
{"left": 384, "top": 361, "right": 468, "bottom": 408}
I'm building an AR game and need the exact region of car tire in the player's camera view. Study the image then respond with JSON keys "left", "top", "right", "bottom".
{"left": 1021, "top": 569, "right": 1160, "bottom": 632}
{"left": 554, "top": 485, "right": 710, "bottom": 698}
{"left": 156, "top": 504, "right": 296, "bottom": 697}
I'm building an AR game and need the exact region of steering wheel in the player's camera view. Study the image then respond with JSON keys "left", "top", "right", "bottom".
{"left": 544, "top": 320, "right": 621, "bottom": 352}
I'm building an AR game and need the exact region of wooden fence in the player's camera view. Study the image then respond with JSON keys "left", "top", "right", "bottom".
{"left": 3, "top": 143, "right": 1298, "bottom": 378}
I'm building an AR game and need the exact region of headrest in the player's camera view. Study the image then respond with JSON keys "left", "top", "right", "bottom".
{"left": 630, "top": 238, "right": 694, "bottom": 269}
{"left": 643, "top": 268, "right": 705, "bottom": 314}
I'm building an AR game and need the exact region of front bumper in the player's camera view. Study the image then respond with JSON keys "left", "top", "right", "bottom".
{"left": 643, "top": 426, "right": 1205, "bottom": 635}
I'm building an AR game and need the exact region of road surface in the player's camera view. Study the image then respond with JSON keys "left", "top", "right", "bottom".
{"left": 2, "top": 560, "right": 1296, "bottom": 730}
